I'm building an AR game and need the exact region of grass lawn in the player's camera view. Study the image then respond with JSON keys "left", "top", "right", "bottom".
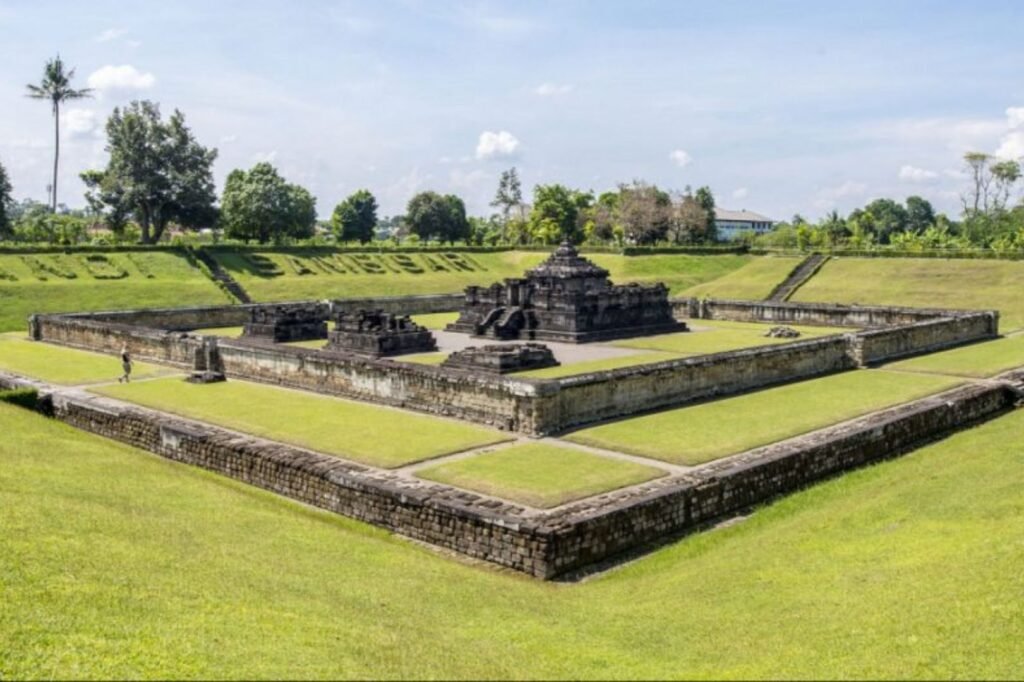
{"left": 397, "top": 351, "right": 449, "bottom": 365}
{"left": 885, "top": 335, "right": 1024, "bottom": 378}
{"left": 682, "top": 256, "right": 803, "bottom": 300}
{"left": 0, "top": 252, "right": 231, "bottom": 333}
{"left": 3, "top": 402, "right": 1024, "bottom": 678}
{"left": 516, "top": 352, "right": 681, "bottom": 379}
{"left": 412, "top": 311, "right": 460, "bottom": 329}
{"left": 0, "top": 334, "right": 170, "bottom": 385}
{"left": 91, "top": 377, "right": 509, "bottom": 467}
{"left": 415, "top": 443, "right": 667, "bottom": 508}
{"left": 612, "top": 319, "right": 851, "bottom": 355}
{"left": 566, "top": 369, "right": 963, "bottom": 465}
{"left": 193, "top": 326, "right": 243, "bottom": 338}
{"left": 794, "top": 256, "right": 1024, "bottom": 331}
{"left": 212, "top": 250, "right": 756, "bottom": 302}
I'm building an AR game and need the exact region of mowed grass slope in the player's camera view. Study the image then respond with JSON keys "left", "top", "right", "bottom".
{"left": 93, "top": 377, "right": 509, "bottom": 467}
{"left": 0, "top": 252, "right": 231, "bottom": 333}
{"left": 3, "top": 402, "right": 1024, "bottom": 678}
{"left": 886, "top": 334, "right": 1024, "bottom": 378}
{"left": 213, "top": 250, "right": 758, "bottom": 301}
{"left": 612, "top": 319, "right": 852, "bottom": 356}
{"left": 682, "top": 255, "right": 803, "bottom": 300}
{"left": 567, "top": 370, "right": 962, "bottom": 464}
{"left": 794, "top": 256, "right": 1024, "bottom": 331}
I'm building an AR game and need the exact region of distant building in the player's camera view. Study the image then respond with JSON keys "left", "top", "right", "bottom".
{"left": 714, "top": 208, "right": 775, "bottom": 241}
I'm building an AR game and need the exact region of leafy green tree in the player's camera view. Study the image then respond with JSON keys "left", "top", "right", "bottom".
{"left": 905, "top": 196, "right": 936, "bottom": 233}
{"left": 991, "top": 160, "right": 1022, "bottom": 212}
{"left": 864, "top": 198, "right": 908, "bottom": 243}
{"left": 82, "top": 101, "right": 218, "bottom": 244}
{"left": 821, "top": 210, "right": 849, "bottom": 245}
{"left": 528, "top": 184, "right": 590, "bottom": 244}
{"left": 694, "top": 186, "right": 717, "bottom": 242}
{"left": 406, "top": 192, "right": 469, "bottom": 243}
{"left": 25, "top": 55, "right": 92, "bottom": 212}
{"left": 0, "top": 157, "right": 12, "bottom": 239}
{"left": 331, "top": 189, "right": 378, "bottom": 243}
{"left": 220, "top": 163, "right": 317, "bottom": 244}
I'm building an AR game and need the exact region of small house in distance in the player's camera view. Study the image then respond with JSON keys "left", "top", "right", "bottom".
{"left": 714, "top": 208, "right": 775, "bottom": 241}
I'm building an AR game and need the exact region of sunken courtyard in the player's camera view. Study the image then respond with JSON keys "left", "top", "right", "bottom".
{"left": 3, "top": 247, "right": 1017, "bottom": 579}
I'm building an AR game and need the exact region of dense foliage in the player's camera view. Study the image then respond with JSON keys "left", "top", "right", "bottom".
{"left": 331, "top": 190, "right": 378, "bottom": 244}
{"left": 220, "top": 163, "right": 316, "bottom": 244}
{"left": 81, "top": 101, "right": 218, "bottom": 244}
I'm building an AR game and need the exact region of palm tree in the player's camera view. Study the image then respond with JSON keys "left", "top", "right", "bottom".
{"left": 26, "top": 55, "right": 92, "bottom": 212}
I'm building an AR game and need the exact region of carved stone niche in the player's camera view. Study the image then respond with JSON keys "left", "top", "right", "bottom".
{"left": 325, "top": 309, "right": 437, "bottom": 358}
{"left": 441, "top": 343, "right": 559, "bottom": 374}
{"left": 242, "top": 304, "right": 329, "bottom": 343}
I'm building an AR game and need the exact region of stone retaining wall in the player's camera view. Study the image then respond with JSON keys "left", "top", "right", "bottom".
{"left": 1, "top": 371, "right": 1018, "bottom": 579}
{"left": 28, "top": 297, "right": 1000, "bottom": 436}
{"left": 675, "top": 297, "right": 999, "bottom": 330}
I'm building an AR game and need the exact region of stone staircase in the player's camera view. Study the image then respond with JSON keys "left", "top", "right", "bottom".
{"left": 766, "top": 253, "right": 829, "bottom": 302}
{"left": 191, "top": 249, "right": 253, "bottom": 304}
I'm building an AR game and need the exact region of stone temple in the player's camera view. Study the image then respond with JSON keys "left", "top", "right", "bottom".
{"left": 447, "top": 242, "right": 687, "bottom": 343}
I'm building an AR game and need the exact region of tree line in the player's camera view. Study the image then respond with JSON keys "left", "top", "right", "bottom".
{"left": 2, "top": 55, "right": 1022, "bottom": 250}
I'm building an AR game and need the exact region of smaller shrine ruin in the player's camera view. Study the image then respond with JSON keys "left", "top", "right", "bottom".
{"left": 326, "top": 310, "right": 437, "bottom": 358}
{"left": 242, "top": 303, "right": 328, "bottom": 343}
{"left": 441, "top": 343, "right": 560, "bottom": 374}
{"left": 447, "top": 242, "right": 687, "bottom": 343}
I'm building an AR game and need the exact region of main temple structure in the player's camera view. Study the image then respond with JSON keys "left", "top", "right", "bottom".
{"left": 447, "top": 242, "right": 686, "bottom": 343}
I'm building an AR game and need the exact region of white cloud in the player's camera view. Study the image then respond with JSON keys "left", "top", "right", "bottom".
{"left": 731, "top": 187, "right": 749, "bottom": 200}
{"left": 95, "top": 28, "right": 126, "bottom": 43}
{"left": 669, "top": 149, "right": 692, "bottom": 168}
{"left": 219, "top": 134, "right": 238, "bottom": 145}
{"left": 535, "top": 82, "right": 572, "bottom": 96}
{"left": 814, "top": 180, "right": 868, "bottom": 209}
{"left": 252, "top": 150, "right": 278, "bottom": 164}
{"left": 475, "top": 131, "right": 520, "bottom": 160}
{"left": 898, "top": 165, "right": 939, "bottom": 182}
{"left": 63, "top": 108, "right": 100, "bottom": 139}
{"left": 87, "top": 64, "right": 156, "bottom": 93}
{"left": 1006, "top": 107, "right": 1024, "bottom": 130}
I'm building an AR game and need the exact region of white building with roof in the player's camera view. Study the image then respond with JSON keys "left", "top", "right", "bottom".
{"left": 714, "top": 208, "right": 776, "bottom": 241}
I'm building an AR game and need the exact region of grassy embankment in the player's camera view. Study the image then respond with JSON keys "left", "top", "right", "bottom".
{"left": 2, "top": 400, "right": 1023, "bottom": 679}
{"left": 0, "top": 251, "right": 231, "bottom": 333}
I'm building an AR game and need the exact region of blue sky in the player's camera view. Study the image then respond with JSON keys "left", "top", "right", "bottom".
{"left": 2, "top": 0, "right": 1023, "bottom": 219}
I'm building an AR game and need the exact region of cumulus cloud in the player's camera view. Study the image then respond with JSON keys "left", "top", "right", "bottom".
{"left": 731, "top": 187, "right": 749, "bottom": 200}
{"left": 475, "top": 131, "right": 520, "bottom": 160}
{"left": 63, "top": 108, "right": 100, "bottom": 139}
{"left": 814, "top": 180, "right": 868, "bottom": 209}
{"left": 669, "top": 149, "right": 692, "bottom": 168}
{"left": 535, "top": 82, "right": 572, "bottom": 96}
{"left": 95, "top": 27, "right": 126, "bottom": 42}
{"left": 898, "top": 165, "right": 939, "bottom": 182}
{"left": 87, "top": 64, "right": 156, "bottom": 94}
{"left": 995, "top": 106, "right": 1024, "bottom": 160}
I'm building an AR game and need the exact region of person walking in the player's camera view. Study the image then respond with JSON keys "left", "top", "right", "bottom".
{"left": 118, "top": 345, "right": 133, "bottom": 384}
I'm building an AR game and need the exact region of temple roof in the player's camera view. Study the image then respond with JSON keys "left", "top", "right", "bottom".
{"left": 526, "top": 242, "right": 610, "bottom": 280}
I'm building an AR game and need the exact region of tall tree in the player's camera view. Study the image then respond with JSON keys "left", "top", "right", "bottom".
{"left": 490, "top": 167, "right": 524, "bottom": 241}
{"left": 694, "top": 186, "right": 717, "bottom": 242}
{"left": 0, "top": 157, "right": 12, "bottom": 238}
{"left": 406, "top": 191, "right": 470, "bottom": 244}
{"left": 25, "top": 55, "right": 92, "bottom": 212}
{"left": 991, "top": 160, "right": 1022, "bottom": 212}
{"left": 82, "top": 101, "right": 218, "bottom": 243}
{"left": 905, "top": 196, "right": 936, "bottom": 233}
{"left": 220, "top": 163, "right": 317, "bottom": 244}
{"left": 331, "top": 189, "right": 378, "bottom": 243}
{"left": 670, "top": 188, "right": 710, "bottom": 243}
{"left": 962, "top": 152, "right": 993, "bottom": 216}
{"left": 615, "top": 181, "right": 672, "bottom": 244}
{"left": 864, "top": 198, "right": 909, "bottom": 243}
{"left": 528, "top": 184, "right": 589, "bottom": 244}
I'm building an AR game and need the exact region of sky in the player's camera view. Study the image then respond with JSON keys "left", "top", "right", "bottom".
{"left": 1, "top": 0, "right": 1023, "bottom": 220}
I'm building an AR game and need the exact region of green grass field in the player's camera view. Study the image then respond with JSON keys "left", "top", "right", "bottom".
{"left": 681, "top": 256, "right": 802, "bottom": 300}
{"left": 612, "top": 319, "right": 851, "bottom": 356}
{"left": 0, "top": 252, "right": 232, "bottom": 333}
{"left": 567, "top": 370, "right": 963, "bottom": 464}
{"left": 3, "top": 401, "right": 1023, "bottom": 679}
{"left": 886, "top": 335, "right": 1024, "bottom": 378}
{"left": 92, "top": 377, "right": 509, "bottom": 467}
{"left": 516, "top": 352, "right": 680, "bottom": 378}
{"left": 412, "top": 312, "right": 460, "bottom": 329}
{"left": 212, "top": 250, "right": 757, "bottom": 302}
{"left": 415, "top": 443, "right": 667, "bottom": 508}
{"left": 793, "top": 257, "right": 1024, "bottom": 332}
{"left": 0, "top": 334, "right": 170, "bottom": 385}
